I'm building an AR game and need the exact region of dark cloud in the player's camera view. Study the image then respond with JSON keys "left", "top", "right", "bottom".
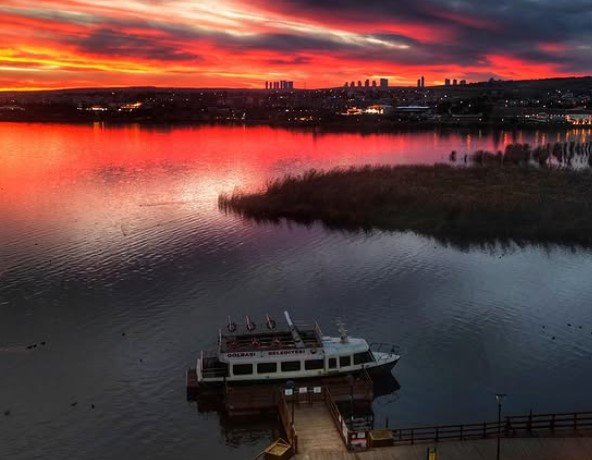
{"left": 265, "top": 56, "right": 313, "bottom": 66}
{"left": 251, "top": 0, "right": 592, "bottom": 73}
{"left": 4, "top": 0, "right": 592, "bottom": 79}
{"left": 76, "top": 28, "right": 201, "bottom": 62}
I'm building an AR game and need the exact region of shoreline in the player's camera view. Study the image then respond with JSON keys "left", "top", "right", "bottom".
{"left": 0, "top": 116, "right": 587, "bottom": 134}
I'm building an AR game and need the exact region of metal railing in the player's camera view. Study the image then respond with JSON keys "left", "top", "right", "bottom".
{"left": 278, "top": 390, "right": 298, "bottom": 453}
{"left": 325, "top": 387, "right": 350, "bottom": 449}
{"left": 390, "top": 410, "right": 592, "bottom": 445}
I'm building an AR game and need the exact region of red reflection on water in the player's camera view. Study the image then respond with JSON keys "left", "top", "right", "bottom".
{"left": 1, "top": 123, "right": 590, "bottom": 227}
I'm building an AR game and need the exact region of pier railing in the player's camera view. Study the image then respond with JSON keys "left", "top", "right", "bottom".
{"left": 389, "top": 410, "right": 592, "bottom": 446}
{"left": 278, "top": 391, "right": 298, "bottom": 453}
{"left": 325, "top": 387, "right": 350, "bottom": 449}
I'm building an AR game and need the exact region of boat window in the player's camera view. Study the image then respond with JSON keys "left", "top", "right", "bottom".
{"left": 339, "top": 356, "right": 351, "bottom": 367}
{"left": 281, "top": 361, "right": 301, "bottom": 372}
{"left": 353, "top": 351, "right": 374, "bottom": 365}
{"left": 233, "top": 364, "right": 253, "bottom": 375}
{"left": 257, "top": 362, "right": 277, "bottom": 374}
{"left": 304, "top": 359, "right": 324, "bottom": 370}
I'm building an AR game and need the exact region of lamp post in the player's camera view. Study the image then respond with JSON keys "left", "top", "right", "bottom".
{"left": 347, "top": 374, "right": 354, "bottom": 427}
{"left": 495, "top": 393, "right": 506, "bottom": 460}
{"left": 286, "top": 380, "right": 295, "bottom": 424}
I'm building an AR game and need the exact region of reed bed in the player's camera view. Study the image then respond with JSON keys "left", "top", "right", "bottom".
{"left": 219, "top": 164, "right": 592, "bottom": 246}
{"left": 449, "top": 141, "right": 592, "bottom": 167}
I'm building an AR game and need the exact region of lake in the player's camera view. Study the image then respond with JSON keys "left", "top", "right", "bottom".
{"left": 1, "top": 123, "right": 592, "bottom": 459}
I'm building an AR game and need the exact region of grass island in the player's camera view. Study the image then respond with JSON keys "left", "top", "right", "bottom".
{"left": 219, "top": 164, "right": 592, "bottom": 246}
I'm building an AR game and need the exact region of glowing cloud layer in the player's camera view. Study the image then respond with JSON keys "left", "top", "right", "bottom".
{"left": 0, "top": 0, "right": 591, "bottom": 90}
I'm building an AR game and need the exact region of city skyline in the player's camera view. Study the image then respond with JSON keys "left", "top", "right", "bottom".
{"left": 1, "top": 0, "right": 591, "bottom": 91}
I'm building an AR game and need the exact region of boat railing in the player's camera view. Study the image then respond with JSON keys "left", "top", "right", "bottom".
{"left": 202, "top": 367, "right": 228, "bottom": 378}
{"left": 200, "top": 348, "right": 229, "bottom": 379}
{"left": 369, "top": 342, "right": 400, "bottom": 356}
{"left": 201, "top": 348, "right": 219, "bottom": 359}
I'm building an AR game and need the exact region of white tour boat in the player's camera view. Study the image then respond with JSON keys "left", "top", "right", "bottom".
{"left": 196, "top": 311, "right": 401, "bottom": 384}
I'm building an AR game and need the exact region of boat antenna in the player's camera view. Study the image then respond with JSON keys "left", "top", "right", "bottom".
{"left": 266, "top": 314, "right": 276, "bottom": 330}
{"left": 245, "top": 315, "right": 256, "bottom": 332}
{"left": 227, "top": 316, "right": 237, "bottom": 333}
{"left": 336, "top": 318, "right": 349, "bottom": 343}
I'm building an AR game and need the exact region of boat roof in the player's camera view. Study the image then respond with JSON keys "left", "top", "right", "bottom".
{"left": 321, "top": 336, "right": 368, "bottom": 355}
{"left": 220, "top": 326, "right": 322, "bottom": 353}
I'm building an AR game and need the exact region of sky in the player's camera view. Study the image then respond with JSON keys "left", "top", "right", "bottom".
{"left": 1, "top": 0, "right": 591, "bottom": 90}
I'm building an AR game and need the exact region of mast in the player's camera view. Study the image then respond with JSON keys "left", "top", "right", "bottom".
{"left": 336, "top": 318, "right": 349, "bottom": 343}
{"left": 284, "top": 311, "right": 305, "bottom": 348}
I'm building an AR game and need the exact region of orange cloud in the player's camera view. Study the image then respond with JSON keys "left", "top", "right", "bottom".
{"left": 0, "top": 0, "right": 589, "bottom": 90}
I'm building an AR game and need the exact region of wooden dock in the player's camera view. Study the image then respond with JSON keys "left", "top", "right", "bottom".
{"left": 293, "top": 403, "right": 347, "bottom": 456}
{"left": 187, "top": 370, "right": 592, "bottom": 460}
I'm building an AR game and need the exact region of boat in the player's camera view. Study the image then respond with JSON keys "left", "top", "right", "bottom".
{"left": 196, "top": 311, "right": 401, "bottom": 385}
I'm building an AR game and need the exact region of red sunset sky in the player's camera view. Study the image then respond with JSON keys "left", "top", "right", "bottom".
{"left": 1, "top": 0, "right": 591, "bottom": 91}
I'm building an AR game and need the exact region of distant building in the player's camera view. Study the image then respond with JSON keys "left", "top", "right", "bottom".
{"left": 350, "top": 81, "right": 355, "bottom": 87}
{"left": 379, "top": 78, "right": 388, "bottom": 89}
{"left": 266, "top": 80, "right": 294, "bottom": 90}
{"left": 357, "top": 80, "right": 362, "bottom": 87}
{"left": 365, "top": 79, "right": 370, "bottom": 87}
{"left": 453, "top": 79, "right": 458, "bottom": 86}
{"left": 344, "top": 82, "right": 349, "bottom": 87}
{"left": 421, "top": 76, "right": 425, "bottom": 88}
{"left": 417, "top": 78, "right": 421, "bottom": 88}
{"left": 372, "top": 80, "right": 377, "bottom": 87}
{"left": 460, "top": 80, "right": 467, "bottom": 85}
{"left": 444, "top": 78, "right": 451, "bottom": 86}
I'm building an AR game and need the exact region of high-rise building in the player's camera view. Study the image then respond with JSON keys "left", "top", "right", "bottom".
{"left": 444, "top": 78, "right": 451, "bottom": 86}
{"left": 379, "top": 78, "right": 388, "bottom": 89}
{"left": 460, "top": 80, "right": 467, "bottom": 86}
{"left": 344, "top": 82, "right": 349, "bottom": 87}
{"left": 365, "top": 79, "right": 370, "bottom": 87}
{"left": 453, "top": 79, "right": 458, "bottom": 86}
{"left": 350, "top": 81, "right": 355, "bottom": 88}
{"left": 417, "top": 78, "right": 421, "bottom": 88}
{"left": 372, "top": 80, "right": 377, "bottom": 87}
{"left": 421, "top": 76, "right": 425, "bottom": 87}
{"left": 357, "top": 80, "right": 362, "bottom": 87}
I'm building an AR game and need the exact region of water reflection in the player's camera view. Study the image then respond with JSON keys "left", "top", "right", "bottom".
{"left": 1, "top": 123, "right": 592, "bottom": 460}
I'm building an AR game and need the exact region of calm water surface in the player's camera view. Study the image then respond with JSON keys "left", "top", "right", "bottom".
{"left": 1, "top": 123, "right": 592, "bottom": 459}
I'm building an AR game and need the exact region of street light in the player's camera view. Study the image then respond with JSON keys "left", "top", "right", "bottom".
{"left": 495, "top": 393, "right": 507, "bottom": 460}
{"left": 285, "top": 380, "right": 295, "bottom": 424}
{"left": 347, "top": 374, "right": 354, "bottom": 427}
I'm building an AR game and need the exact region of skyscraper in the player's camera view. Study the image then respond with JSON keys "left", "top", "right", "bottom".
{"left": 379, "top": 78, "right": 388, "bottom": 89}
{"left": 421, "top": 76, "right": 425, "bottom": 87}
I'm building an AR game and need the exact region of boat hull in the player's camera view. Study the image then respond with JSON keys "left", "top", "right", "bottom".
{"left": 197, "top": 354, "right": 400, "bottom": 386}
